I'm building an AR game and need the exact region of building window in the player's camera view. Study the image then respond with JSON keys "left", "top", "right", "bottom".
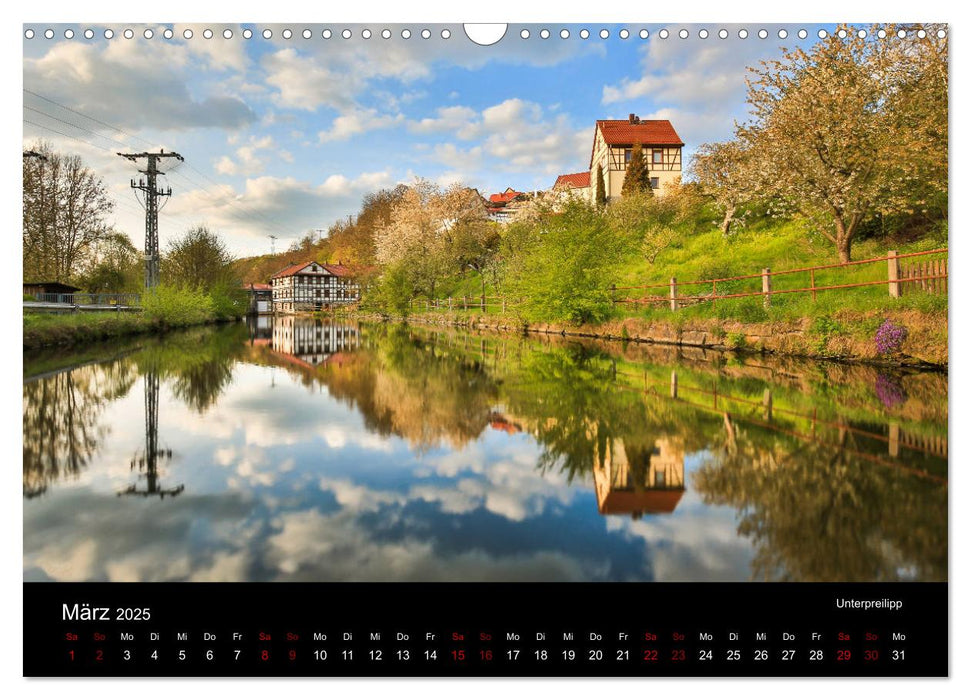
{"left": 624, "top": 149, "right": 632, "bottom": 163}
{"left": 650, "top": 177, "right": 660, "bottom": 189}
{"left": 652, "top": 149, "right": 663, "bottom": 164}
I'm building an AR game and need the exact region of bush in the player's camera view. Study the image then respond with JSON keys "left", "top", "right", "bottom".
{"left": 875, "top": 318, "right": 909, "bottom": 355}
{"left": 503, "top": 200, "right": 625, "bottom": 324}
{"left": 142, "top": 284, "right": 215, "bottom": 327}
{"left": 362, "top": 263, "right": 414, "bottom": 317}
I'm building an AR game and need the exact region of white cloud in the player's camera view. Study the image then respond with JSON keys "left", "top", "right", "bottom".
{"left": 24, "top": 40, "right": 256, "bottom": 132}
{"left": 601, "top": 27, "right": 790, "bottom": 145}
{"left": 317, "top": 108, "right": 404, "bottom": 142}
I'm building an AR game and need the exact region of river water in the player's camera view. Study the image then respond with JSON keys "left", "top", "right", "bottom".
{"left": 23, "top": 317, "right": 947, "bottom": 583}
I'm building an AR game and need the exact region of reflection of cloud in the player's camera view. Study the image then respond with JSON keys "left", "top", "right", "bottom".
{"left": 24, "top": 490, "right": 258, "bottom": 582}
{"left": 264, "top": 508, "right": 593, "bottom": 582}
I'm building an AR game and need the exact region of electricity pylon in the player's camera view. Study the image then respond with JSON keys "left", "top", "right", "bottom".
{"left": 117, "top": 149, "right": 184, "bottom": 289}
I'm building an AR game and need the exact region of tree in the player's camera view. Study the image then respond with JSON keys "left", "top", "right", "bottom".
{"left": 595, "top": 165, "right": 607, "bottom": 208}
{"left": 22, "top": 143, "right": 114, "bottom": 282}
{"left": 374, "top": 179, "right": 492, "bottom": 300}
{"left": 738, "top": 24, "right": 947, "bottom": 262}
{"left": 163, "top": 225, "right": 235, "bottom": 290}
{"left": 621, "top": 143, "right": 651, "bottom": 197}
{"left": 77, "top": 231, "right": 141, "bottom": 292}
{"left": 689, "top": 141, "right": 754, "bottom": 236}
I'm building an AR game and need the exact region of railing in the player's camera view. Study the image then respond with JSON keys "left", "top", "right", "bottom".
{"left": 29, "top": 292, "right": 142, "bottom": 307}
{"left": 408, "top": 295, "right": 516, "bottom": 314}
{"left": 403, "top": 249, "right": 947, "bottom": 315}
{"left": 611, "top": 248, "right": 948, "bottom": 310}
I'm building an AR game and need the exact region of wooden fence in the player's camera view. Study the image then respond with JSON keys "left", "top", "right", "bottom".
{"left": 406, "top": 248, "right": 947, "bottom": 314}
{"left": 612, "top": 248, "right": 948, "bottom": 310}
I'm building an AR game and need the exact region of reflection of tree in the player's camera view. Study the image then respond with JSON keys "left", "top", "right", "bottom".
{"left": 500, "top": 344, "right": 709, "bottom": 484}
{"left": 693, "top": 416, "right": 948, "bottom": 582}
{"left": 23, "top": 360, "right": 137, "bottom": 498}
{"left": 137, "top": 324, "right": 247, "bottom": 413}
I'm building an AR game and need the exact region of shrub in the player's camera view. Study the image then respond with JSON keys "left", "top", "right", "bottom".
{"left": 142, "top": 284, "right": 215, "bottom": 327}
{"left": 874, "top": 318, "right": 909, "bottom": 355}
{"left": 726, "top": 331, "right": 747, "bottom": 349}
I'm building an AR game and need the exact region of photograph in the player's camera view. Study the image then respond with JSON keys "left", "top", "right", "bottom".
{"left": 22, "top": 22, "right": 947, "bottom": 590}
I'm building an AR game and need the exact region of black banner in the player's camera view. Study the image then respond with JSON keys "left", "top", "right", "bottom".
{"left": 24, "top": 582, "right": 947, "bottom": 677}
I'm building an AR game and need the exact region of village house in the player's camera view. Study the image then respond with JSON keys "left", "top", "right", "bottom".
{"left": 242, "top": 283, "right": 273, "bottom": 315}
{"left": 551, "top": 171, "right": 592, "bottom": 202}
{"left": 589, "top": 114, "right": 683, "bottom": 201}
{"left": 269, "top": 260, "right": 361, "bottom": 313}
{"left": 485, "top": 186, "right": 526, "bottom": 222}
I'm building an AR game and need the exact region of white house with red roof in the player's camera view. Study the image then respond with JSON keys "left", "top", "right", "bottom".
{"left": 551, "top": 171, "right": 592, "bottom": 202}
{"left": 588, "top": 114, "right": 683, "bottom": 201}
{"left": 269, "top": 260, "right": 361, "bottom": 313}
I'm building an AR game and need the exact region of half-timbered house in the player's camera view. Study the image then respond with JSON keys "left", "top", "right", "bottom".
{"left": 270, "top": 260, "right": 361, "bottom": 313}
{"left": 589, "top": 115, "right": 683, "bottom": 201}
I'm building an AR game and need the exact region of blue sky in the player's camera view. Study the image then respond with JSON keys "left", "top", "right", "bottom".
{"left": 23, "top": 23, "right": 826, "bottom": 257}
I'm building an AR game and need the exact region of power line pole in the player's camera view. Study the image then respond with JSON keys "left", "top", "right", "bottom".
{"left": 269, "top": 234, "right": 277, "bottom": 255}
{"left": 117, "top": 149, "right": 184, "bottom": 289}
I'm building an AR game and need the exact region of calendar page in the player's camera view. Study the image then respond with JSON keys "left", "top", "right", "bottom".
{"left": 21, "top": 20, "right": 948, "bottom": 678}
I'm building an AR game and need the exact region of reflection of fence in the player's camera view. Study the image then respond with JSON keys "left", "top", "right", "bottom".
{"left": 613, "top": 368, "right": 947, "bottom": 483}
{"left": 611, "top": 248, "right": 948, "bottom": 310}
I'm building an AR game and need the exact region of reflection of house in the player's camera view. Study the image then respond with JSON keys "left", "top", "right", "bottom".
{"left": 243, "top": 283, "right": 273, "bottom": 314}
{"left": 271, "top": 316, "right": 361, "bottom": 368}
{"left": 270, "top": 260, "right": 361, "bottom": 313}
{"left": 589, "top": 115, "right": 683, "bottom": 201}
{"left": 593, "top": 437, "right": 685, "bottom": 518}
{"left": 488, "top": 411, "right": 524, "bottom": 435}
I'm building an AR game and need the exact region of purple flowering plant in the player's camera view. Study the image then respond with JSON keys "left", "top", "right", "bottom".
{"left": 875, "top": 319, "right": 908, "bottom": 355}
{"left": 875, "top": 373, "right": 907, "bottom": 410}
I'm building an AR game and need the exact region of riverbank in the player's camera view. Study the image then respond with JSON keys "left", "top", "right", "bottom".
{"left": 22, "top": 311, "right": 234, "bottom": 350}
{"left": 353, "top": 308, "right": 948, "bottom": 369}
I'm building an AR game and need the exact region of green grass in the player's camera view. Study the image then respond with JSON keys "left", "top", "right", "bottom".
{"left": 366, "top": 213, "right": 948, "bottom": 329}
{"left": 610, "top": 219, "right": 948, "bottom": 323}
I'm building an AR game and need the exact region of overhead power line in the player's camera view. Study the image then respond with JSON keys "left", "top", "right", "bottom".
{"left": 23, "top": 88, "right": 290, "bottom": 239}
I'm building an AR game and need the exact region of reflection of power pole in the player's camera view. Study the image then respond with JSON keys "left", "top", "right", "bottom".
{"left": 117, "top": 149, "right": 184, "bottom": 289}
{"left": 269, "top": 234, "right": 277, "bottom": 255}
{"left": 119, "top": 371, "right": 184, "bottom": 499}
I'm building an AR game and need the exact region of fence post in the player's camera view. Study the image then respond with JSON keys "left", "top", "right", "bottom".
{"left": 448, "top": 296, "right": 452, "bottom": 311}
{"left": 502, "top": 298, "right": 507, "bottom": 313}
{"left": 888, "top": 250, "right": 901, "bottom": 298}
{"left": 762, "top": 268, "right": 771, "bottom": 308}
{"left": 810, "top": 268, "right": 817, "bottom": 301}
{"left": 762, "top": 388, "right": 773, "bottom": 421}
{"left": 481, "top": 294, "right": 485, "bottom": 312}
{"left": 670, "top": 370, "right": 678, "bottom": 399}
{"left": 669, "top": 277, "right": 678, "bottom": 311}
{"left": 463, "top": 295, "right": 467, "bottom": 309}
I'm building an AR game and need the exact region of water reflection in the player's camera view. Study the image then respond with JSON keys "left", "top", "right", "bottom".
{"left": 23, "top": 318, "right": 947, "bottom": 582}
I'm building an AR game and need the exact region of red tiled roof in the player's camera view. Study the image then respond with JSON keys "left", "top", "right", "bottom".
{"left": 245, "top": 283, "right": 272, "bottom": 291}
{"left": 489, "top": 190, "right": 523, "bottom": 204}
{"left": 598, "top": 119, "right": 683, "bottom": 146}
{"left": 270, "top": 261, "right": 358, "bottom": 280}
{"left": 554, "top": 172, "right": 591, "bottom": 189}
{"left": 589, "top": 118, "right": 683, "bottom": 167}
{"left": 598, "top": 489, "right": 685, "bottom": 516}
{"left": 270, "top": 261, "right": 316, "bottom": 279}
